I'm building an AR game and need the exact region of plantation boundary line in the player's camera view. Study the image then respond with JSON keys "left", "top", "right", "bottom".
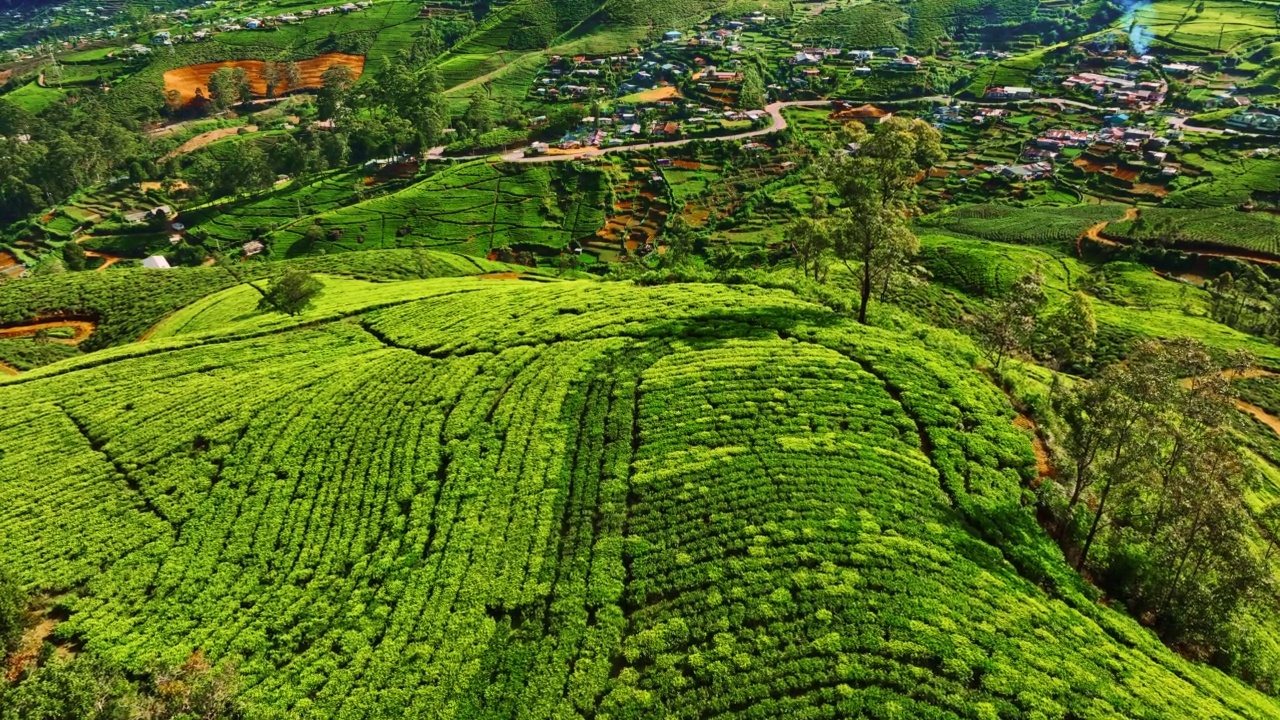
{"left": 0, "top": 285, "right": 497, "bottom": 387}
{"left": 55, "top": 402, "right": 177, "bottom": 532}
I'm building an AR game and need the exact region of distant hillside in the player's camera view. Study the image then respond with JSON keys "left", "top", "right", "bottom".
{"left": 1, "top": 277, "right": 1278, "bottom": 718}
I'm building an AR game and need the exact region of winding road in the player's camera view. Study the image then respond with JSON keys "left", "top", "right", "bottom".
{"left": 424, "top": 95, "right": 1257, "bottom": 165}
{"left": 497, "top": 100, "right": 836, "bottom": 163}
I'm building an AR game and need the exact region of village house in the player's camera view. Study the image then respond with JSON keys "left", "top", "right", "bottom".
{"left": 1035, "top": 129, "right": 1091, "bottom": 149}
{"left": 1161, "top": 62, "right": 1200, "bottom": 76}
{"left": 1227, "top": 111, "right": 1280, "bottom": 132}
{"left": 997, "top": 162, "right": 1054, "bottom": 181}
{"left": 1062, "top": 72, "right": 1134, "bottom": 98}
{"left": 832, "top": 103, "right": 893, "bottom": 124}
{"left": 889, "top": 56, "right": 920, "bottom": 70}
{"left": 984, "top": 86, "right": 1033, "bottom": 100}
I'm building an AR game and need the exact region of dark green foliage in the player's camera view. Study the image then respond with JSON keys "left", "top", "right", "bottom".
{"left": 0, "top": 339, "right": 81, "bottom": 372}
{"left": 60, "top": 243, "right": 86, "bottom": 272}
{"left": 0, "top": 279, "right": 1277, "bottom": 718}
{"left": 0, "top": 567, "right": 24, "bottom": 657}
{"left": 257, "top": 267, "right": 324, "bottom": 315}
{"left": 929, "top": 203, "right": 1127, "bottom": 248}
{"left": 797, "top": 3, "right": 908, "bottom": 49}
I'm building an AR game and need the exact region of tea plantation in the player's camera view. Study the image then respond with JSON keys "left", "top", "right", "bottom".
{"left": 2, "top": 277, "right": 1278, "bottom": 719}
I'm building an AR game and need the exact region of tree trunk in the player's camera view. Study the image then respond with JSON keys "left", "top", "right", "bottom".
{"left": 857, "top": 255, "right": 872, "bottom": 325}
{"left": 1076, "top": 478, "right": 1113, "bottom": 571}
{"left": 1148, "top": 436, "right": 1184, "bottom": 542}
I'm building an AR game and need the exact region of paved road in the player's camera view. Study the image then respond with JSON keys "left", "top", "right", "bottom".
{"left": 424, "top": 94, "right": 1258, "bottom": 165}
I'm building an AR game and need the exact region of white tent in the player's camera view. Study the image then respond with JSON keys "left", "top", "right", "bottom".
{"left": 142, "top": 255, "right": 171, "bottom": 270}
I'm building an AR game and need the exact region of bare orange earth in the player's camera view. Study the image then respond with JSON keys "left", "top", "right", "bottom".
{"left": 162, "top": 53, "right": 366, "bottom": 104}
{"left": 0, "top": 319, "right": 96, "bottom": 345}
{"left": 0, "top": 250, "right": 20, "bottom": 277}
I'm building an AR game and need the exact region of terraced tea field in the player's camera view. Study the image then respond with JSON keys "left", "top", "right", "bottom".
{"left": 2, "top": 277, "right": 1279, "bottom": 718}
{"left": 269, "top": 160, "right": 607, "bottom": 258}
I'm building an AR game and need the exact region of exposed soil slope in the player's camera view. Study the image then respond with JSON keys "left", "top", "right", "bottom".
{"left": 162, "top": 53, "right": 365, "bottom": 104}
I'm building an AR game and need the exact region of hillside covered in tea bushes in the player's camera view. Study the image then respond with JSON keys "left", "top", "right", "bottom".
{"left": 2, "top": 276, "right": 1279, "bottom": 719}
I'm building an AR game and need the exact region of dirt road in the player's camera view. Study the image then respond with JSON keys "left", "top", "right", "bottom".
{"left": 1077, "top": 206, "right": 1136, "bottom": 255}
{"left": 496, "top": 100, "right": 834, "bottom": 163}
{"left": 0, "top": 318, "right": 96, "bottom": 345}
{"left": 161, "top": 124, "right": 259, "bottom": 160}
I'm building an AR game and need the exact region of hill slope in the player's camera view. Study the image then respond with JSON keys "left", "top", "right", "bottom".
{"left": 2, "top": 278, "right": 1279, "bottom": 718}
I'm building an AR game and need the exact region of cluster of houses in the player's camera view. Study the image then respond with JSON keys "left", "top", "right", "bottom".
{"left": 527, "top": 104, "right": 766, "bottom": 154}
{"left": 532, "top": 52, "right": 641, "bottom": 100}
{"left": 1014, "top": 123, "right": 1184, "bottom": 178}
{"left": 529, "top": 49, "right": 755, "bottom": 106}
{"left": 1060, "top": 72, "right": 1168, "bottom": 109}
{"left": 142, "top": 1, "right": 374, "bottom": 45}
{"left": 983, "top": 86, "right": 1035, "bottom": 101}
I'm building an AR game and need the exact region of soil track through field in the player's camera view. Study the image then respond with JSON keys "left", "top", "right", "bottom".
{"left": 0, "top": 361, "right": 18, "bottom": 376}
{"left": 1014, "top": 413, "right": 1054, "bottom": 485}
{"left": 1225, "top": 369, "right": 1280, "bottom": 439}
{"left": 1077, "top": 206, "right": 1135, "bottom": 255}
{"left": 0, "top": 318, "right": 96, "bottom": 345}
{"left": 162, "top": 125, "right": 259, "bottom": 160}
{"left": 74, "top": 235, "right": 125, "bottom": 272}
{"left": 163, "top": 53, "right": 365, "bottom": 104}
{"left": 1079, "top": 207, "right": 1280, "bottom": 266}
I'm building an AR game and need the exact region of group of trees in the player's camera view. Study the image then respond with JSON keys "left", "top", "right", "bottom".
{"left": 785, "top": 116, "right": 945, "bottom": 323}
{"left": 1207, "top": 266, "right": 1280, "bottom": 341}
{"left": 1047, "top": 340, "right": 1271, "bottom": 657}
{"left": 0, "top": 95, "right": 148, "bottom": 227}
{"left": 972, "top": 271, "right": 1099, "bottom": 372}
{"left": 205, "top": 67, "right": 252, "bottom": 112}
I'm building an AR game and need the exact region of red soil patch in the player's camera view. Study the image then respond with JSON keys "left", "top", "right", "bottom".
{"left": 1237, "top": 400, "right": 1280, "bottom": 439}
{"left": 672, "top": 160, "right": 707, "bottom": 170}
{"left": 0, "top": 250, "right": 19, "bottom": 272}
{"left": 1014, "top": 414, "right": 1054, "bottom": 485}
{"left": 1131, "top": 183, "right": 1169, "bottom": 197}
{"left": 0, "top": 318, "right": 96, "bottom": 345}
{"left": 163, "top": 53, "right": 365, "bottom": 104}
{"left": 683, "top": 205, "right": 711, "bottom": 226}
{"left": 478, "top": 271, "right": 522, "bottom": 281}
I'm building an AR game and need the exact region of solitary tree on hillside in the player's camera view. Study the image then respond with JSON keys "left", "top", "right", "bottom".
{"left": 822, "top": 116, "right": 944, "bottom": 323}
{"left": 787, "top": 216, "right": 829, "bottom": 282}
{"left": 317, "top": 65, "right": 357, "bottom": 120}
{"left": 62, "top": 241, "right": 86, "bottom": 271}
{"left": 285, "top": 61, "right": 302, "bottom": 93}
{"left": 974, "top": 271, "right": 1046, "bottom": 371}
{"left": 264, "top": 61, "right": 304, "bottom": 97}
{"left": 463, "top": 90, "right": 497, "bottom": 135}
{"left": 1041, "top": 290, "right": 1097, "bottom": 369}
{"left": 258, "top": 267, "right": 323, "bottom": 316}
